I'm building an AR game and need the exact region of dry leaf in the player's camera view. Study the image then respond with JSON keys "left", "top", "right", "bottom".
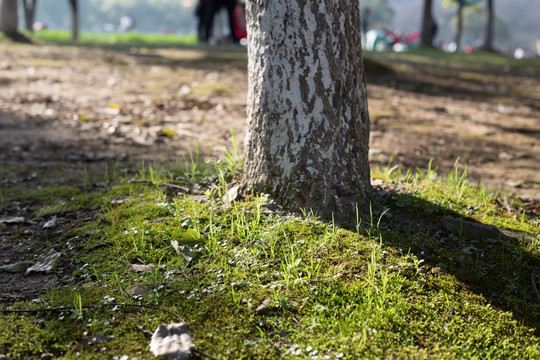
{"left": 0, "top": 216, "right": 25, "bottom": 224}
{"left": 0, "top": 261, "right": 32, "bottom": 273}
{"left": 26, "top": 252, "right": 63, "bottom": 274}
{"left": 111, "top": 196, "right": 129, "bottom": 205}
{"left": 149, "top": 323, "right": 194, "bottom": 359}
{"left": 126, "top": 284, "right": 151, "bottom": 296}
{"left": 255, "top": 298, "right": 272, "bottom": 316}
{"left": 129, "top": 264, "right": 164, "bottom": 273}
{"left": 43, "top": 215, "right": 58, "bottom": 229}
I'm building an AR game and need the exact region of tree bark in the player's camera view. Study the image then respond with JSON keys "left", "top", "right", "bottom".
{"left": 482, "top": 0, "right": 494, "bottom": 51}
{"left": 0, "top": 0, "right": 18, "bottom": 33}
{"left": 455, "top": 3, "right": 463, "bottom": 52}
{"left": 69, "top": 0, "right": 79, "bottom": 41}
{"left": 420, "top": 0, "right": 435, "bottom": 47}
{"left": 23, "top": 0, "right": 38, "bottom": 32}
{"left": 243, "top": 0, "right": 372, "bottom": 223}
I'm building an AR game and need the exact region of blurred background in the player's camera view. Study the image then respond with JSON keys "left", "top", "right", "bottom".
{"left": 14, "top": 0, "right": 540, "bottom": 56}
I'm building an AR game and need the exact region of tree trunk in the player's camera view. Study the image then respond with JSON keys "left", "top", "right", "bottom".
{"left": 455, "top": 3, "right": 463, "bottom": 52}
{"left": 243, "top": 0, "right": 372, "bottom": 223}
{"left": 482, "top": 0, "right": 494, "bottom": 51}
{"left": 23, "top": 0, "right": 38, "bottom": 32}
{"left": 69, "top": 0, "right": 79, "bottom": 41}
{"left": 420, "top": 0, "right": 435, "bottom": 47}
{"left": 0, "top": 0, "right": 18, "bottom": 33}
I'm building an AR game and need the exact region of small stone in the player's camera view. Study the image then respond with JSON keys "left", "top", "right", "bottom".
{"left": 40, "top": 354, "right": 52, "bottom": 360}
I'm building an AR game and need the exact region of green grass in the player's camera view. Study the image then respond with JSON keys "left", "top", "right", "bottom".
{"left": 366, "top": 47, "right": 540, "bottom": 73}
{"left": 1, "top": 155, "right": 539, "bottom": 359}
{"left": 31, "top": 29, "right": 198, "bottom": 47}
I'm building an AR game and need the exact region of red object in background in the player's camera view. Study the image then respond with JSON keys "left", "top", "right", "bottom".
{"left": 234, "top": 4, "right": 247, "bottom": 40}
{"left": 382, "top": 27, "right": 421, "bottom": 45}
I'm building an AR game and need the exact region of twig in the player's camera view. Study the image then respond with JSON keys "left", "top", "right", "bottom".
{"left": 130, "top": 179, "right": 154, "bottom": 185}
{"left": 291, "top": 316, "right": 306, "bottom": 330}
{"left": 532, "top": 267, "right": 540, "bottom": 303}
{"left": 137, "top": 325, "right": 154, "bottom": 337}
{"left": 193, "top": 348, "right": 222, "bottom": 360}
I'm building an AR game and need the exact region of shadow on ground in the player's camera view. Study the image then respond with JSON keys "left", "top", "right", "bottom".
{"left": 353, "top": 185, "right": 540, "bottom": 334}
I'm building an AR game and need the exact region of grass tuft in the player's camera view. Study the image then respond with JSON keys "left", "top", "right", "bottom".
{"left": 1, "top": 158, "right": 539, "bottom": 359}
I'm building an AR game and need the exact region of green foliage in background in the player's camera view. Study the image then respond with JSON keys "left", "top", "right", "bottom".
{"left": 29, "top": 0, "right": 196, "bottom": 34}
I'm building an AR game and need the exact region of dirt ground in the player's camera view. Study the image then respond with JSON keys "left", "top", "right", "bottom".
{"left": 0, "top": 42, "right": 539, "bottom": 303}
{"left": 1, "top": 43, "right": 538, "bottom": 199}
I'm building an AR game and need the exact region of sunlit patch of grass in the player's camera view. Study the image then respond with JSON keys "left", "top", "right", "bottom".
{"left": 32, "top": 30, "right": 197, "bottom": 47}
{"left": 2, "top": 153, "right": 540, "bottom": 358}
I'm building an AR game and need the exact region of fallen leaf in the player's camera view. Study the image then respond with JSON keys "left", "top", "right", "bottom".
{"left": 0, "top": 216, "right": 25, "bottom": 224}
{"left": 222, "top": 185, "right": 239, "bottom": 204}
{"left": 26, "top": 252, "right": 63, "bottom": 274}
{"left": 0, "top": 261, "right": 32, "bottom": 273}
{"left": 171, "top": 240, "right": 194, "bottom": 264}
{"left": 126, "top": 284, "right": 151, "bottom": 296}
{"left": 111, "top": 196, "right": 129, "bottom": 205}
{"left": 43, "top": 215, "right": 58, "bottom": 229}
{"left": 129, "top": 264, "right": 164, "bottom": 273}
{"left": 76, "top": 113, "right": 90, "bottom": 121}
{"left": 172, "top": 228, "right": 201, "bottom": 245}
{"left": 462, "top": 245, "right": 479, "bottom": 255}
{"left": 255, "top": 299, "right": 272, "bottom": 316}
{"left": 159, "top": 128, "right": 177, "bottom": 137}
{"left": 149, "top": 323, "right": 194, "bottom": 360}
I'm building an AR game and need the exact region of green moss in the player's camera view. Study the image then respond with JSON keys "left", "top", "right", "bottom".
{"left": 2, "top": 159, "right": 540, "bottom": 359}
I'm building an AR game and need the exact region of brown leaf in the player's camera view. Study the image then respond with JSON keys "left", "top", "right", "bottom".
{"left": 129, "top": 264, "right": 165, "bottom": 273}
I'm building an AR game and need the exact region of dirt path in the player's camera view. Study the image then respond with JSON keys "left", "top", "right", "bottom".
{"left": 0, "top": 43, "right": 538, "bottom": 199}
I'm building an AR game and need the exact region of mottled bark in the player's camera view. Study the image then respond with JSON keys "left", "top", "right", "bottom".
{"left": 0, "top": 0, "right": 18, "bottom": 33}
{"left": 243, "top": 0, "right": 371, "bottom": 223}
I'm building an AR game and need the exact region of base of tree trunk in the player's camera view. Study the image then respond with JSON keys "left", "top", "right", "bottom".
{"left": 480, "top": 45, "right": 497, "bottom": 53}
{"left": 2, "top": 31, "right": 32, "bottom": 43}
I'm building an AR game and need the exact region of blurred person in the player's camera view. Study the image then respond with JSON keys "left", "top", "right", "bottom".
{"left": 361, "top": 7, "right": 371, "bottom": 44}
{"left": 233, "top": 1, "right": 247, "bottom": 42}
{"left": 203, "top": 0, "right": 239, "bottom": 44}
{"left": 117, "top": 13, "right": 135, "bottom": 33}
{"left": 196, "top": 0, "right": 212, "bottom": 42}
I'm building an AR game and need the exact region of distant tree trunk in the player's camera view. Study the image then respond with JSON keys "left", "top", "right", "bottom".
{"left": 455, "top": 3, "right": 464, "bottom": 52}
{"left": 69, "top": 0, "right": 79, "bottom": 41}
{"left": 482, "top": 0, "right": 494, "bottom": 51}
{"left": 0, "top": 0, "right": 18, "bottom": 34}
{"left": 22, "top": 0, "right": 38, "bottom": 32}
{"left": 420, "top": 0, "right": 435, "bottom": 47}
{"left": 242, "top": 0, "right": 372, "bottom": 223}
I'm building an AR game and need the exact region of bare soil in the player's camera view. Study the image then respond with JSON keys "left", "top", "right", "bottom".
{"left": 1, "top": 43, "right": 538, "bottom": 198}
{"left": 0, "top": 43, "right": 539, "bottom": 300}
